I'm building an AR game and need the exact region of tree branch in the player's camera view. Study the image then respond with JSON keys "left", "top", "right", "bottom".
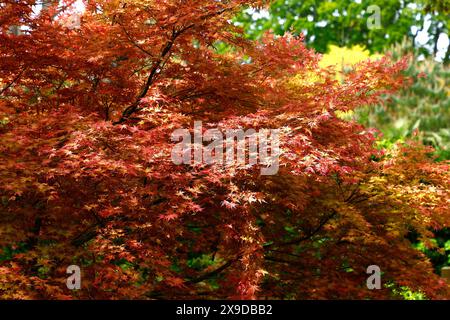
{"left": 187, "top": 258, "right": 238, "bottom": 284}
{"left": 114, "top": 28, "right": 180, "bottom": 124}
{"left": 0, "top": 67, "right": 26, "bottom": 96}
{"left": 113, "top": 7, "right": 234, "bottom": 124}
{"left": 119, "top": 23, "right": 154, "bottom": 57}
{"left": 264, "top": 210, "right": 337, "bottom": 248}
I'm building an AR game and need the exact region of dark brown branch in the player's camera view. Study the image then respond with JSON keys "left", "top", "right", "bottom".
{"left": 0, "top": 67, "right": 26, "bottom": 96}
{"left": 265, "top": 256, "right": 299, "bottom": 265}
{"left": 345, "top": 183, "right": 361, "bottom": 203}
{"left": 71, "top": 221, "right": 105, "bottom": 247}
{"left": 25, "top": 216, "right": 42, "bottom": 250}
{"left": 114, "top": 28, "right": 180, "bottom": 125}
{"left": 113, "top": 7, "right": 234, "bottom": 125}
{"left": 70, "top": 196, "right": 167, "bottom": 247}
{"left": 187, "top": 258, "right": 238, "bottom": 284}
{"left": 266, "top": 249, "right": 303, "bottom": 258}
{"left": 264, "top": 210, "right": 337, "bottom": 248}
{"left": 186, "top": 210, "right": 336, "bottom": 285}
{"left": 119, "top": 23, "right": 154, "bottom": 57}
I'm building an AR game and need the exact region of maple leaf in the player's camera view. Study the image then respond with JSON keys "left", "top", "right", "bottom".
{"left": 159, "top": 213, "right": 179, "bottom": 221}
{"left": 166, "top": 277, "right": 185, "bottom": 288}
{"left": 221, "top": 200, "right": 238, "bottom": 210}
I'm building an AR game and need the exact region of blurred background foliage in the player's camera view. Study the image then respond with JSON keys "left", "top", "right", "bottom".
{"left": 358, "top": 39, "right": 449, "bottom": 161}
{"left": 235, "top": 0, "right": 450, "bottom": 282}
{"left": 236, "top": 0, "right": 449, "bottom": 61}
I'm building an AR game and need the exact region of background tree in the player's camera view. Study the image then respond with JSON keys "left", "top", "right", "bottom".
{"left": 358, "top": 39, "right": 450, "bottom": 160}
{"left": 422, "top": 0, "right": 449, "bottom": 14}
{"left": 236, "top": 0, "right": 449, "bottom": 60}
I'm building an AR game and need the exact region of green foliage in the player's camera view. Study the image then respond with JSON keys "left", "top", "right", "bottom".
{"left": 0, "top": 243, "right": 28, "bottom": 263}
{"left": 412, "top": 229, "right": 450, "bottom": 273}
{"left": 358, "top": 39, "right": 450, "bottom": 160}
{"left": 385, "top": 281, "right": 427, "bottom": 300}
{"left": 187, "top": 254, "right": 220, "bottom": 271}
{"left": 235, "top": 0, "right": 449, "bottom": 59}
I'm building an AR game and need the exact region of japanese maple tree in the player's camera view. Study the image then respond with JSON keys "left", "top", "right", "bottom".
{"left": 0, "top": 0, "right": 449, "bottom": 299}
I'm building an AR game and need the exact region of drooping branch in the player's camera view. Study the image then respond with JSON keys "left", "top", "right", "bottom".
{"left": 264, "top": 210, "right": 338, "bottom": 248}
{"left": 187, "top": 258, "right": 239, "bottom": 284}
{"left": 186, "top": 210, "right": 338, "bottom": 284}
